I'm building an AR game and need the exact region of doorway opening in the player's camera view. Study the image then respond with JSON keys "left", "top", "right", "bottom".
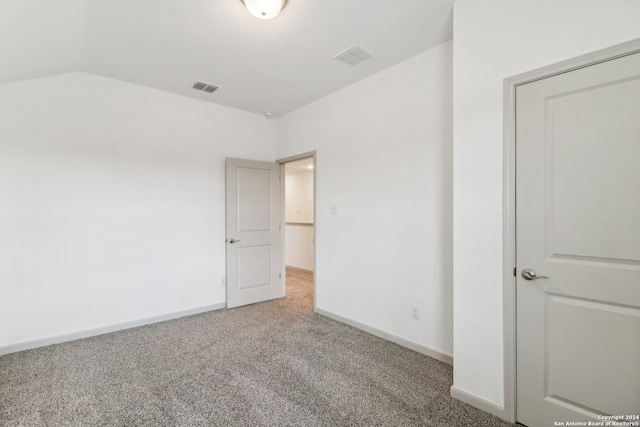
{"left": 280, "top": 154, "right": 316, "bottom": 312}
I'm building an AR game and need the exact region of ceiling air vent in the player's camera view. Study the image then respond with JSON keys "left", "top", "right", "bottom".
{"left": 334, "top": 46, "right": 373, "bottom": 66}
{"left": 192, "top": 81, "right": 219, "bottom": 93}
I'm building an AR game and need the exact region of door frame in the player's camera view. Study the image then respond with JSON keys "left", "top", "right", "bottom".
{"left": 501, "top": 38, "right": 640, "bottom": 423}
{"left": 277, "top": 151, "right": 317, "bottom": 312}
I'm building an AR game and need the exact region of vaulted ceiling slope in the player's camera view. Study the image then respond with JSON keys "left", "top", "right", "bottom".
{"left": 1, "top": 0, "right": 453, "bottom": 116}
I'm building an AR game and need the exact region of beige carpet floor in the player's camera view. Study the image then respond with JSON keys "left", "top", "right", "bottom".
{"left": 0, "top": 267, "right": 513, "bottom": 426}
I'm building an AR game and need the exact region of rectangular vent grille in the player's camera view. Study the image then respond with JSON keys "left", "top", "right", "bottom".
{"left": 334, "top": 46, "right": 373, "bottom": 66}
{"left": 192, "top": 81, "right": 219, "bottom": 93}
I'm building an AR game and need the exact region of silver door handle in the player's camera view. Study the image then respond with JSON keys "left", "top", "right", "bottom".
{"left": 521, "top": 268, "right": 549, "bottom": 280}
{"left": 228, "top": 239, "right": 241, "bottom": 244}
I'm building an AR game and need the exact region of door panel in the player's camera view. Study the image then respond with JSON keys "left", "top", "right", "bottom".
{"left": 237, "top": 167, "right": 272, "bottom": 232}
{"left": 226, "top": 158, "right": 283, "bottom": 308}
{"left": 548, "top": 77, "right": 640, "bottom": 262}
{"left": 546, "top": 295, "right": 640, "bottom": 415}
{"left": 237, "top": 245, "right": 272, "bottom": 289}
{"left": 516, "top": 51, "right": 640, "bottom": 426}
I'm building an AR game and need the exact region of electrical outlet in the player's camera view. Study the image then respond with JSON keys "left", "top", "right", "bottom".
{"left": 220, "top": 277, "right": 226, "bottom": 287}
{"left": 411, "top": 305, "right": 420, "bottom": 320}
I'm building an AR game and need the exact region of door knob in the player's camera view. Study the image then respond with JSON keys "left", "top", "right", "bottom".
{"left": 521, "top": 268, "right": 549, "bottom": 280}
{"left": 228, "top": 239, "right": 241, "bottom": 244}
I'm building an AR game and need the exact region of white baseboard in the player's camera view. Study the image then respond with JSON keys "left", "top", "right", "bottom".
{"left": 0, "top": 303, "right": 226, "bottom": 357}
{"left": 450, "top": 385, "right": 505, "bottom": 419}
{"left": 315, "top": 307, "right": 453, "bottom": 365}
{"left": 285, "top": 265, "right": 314, "bottom": 273}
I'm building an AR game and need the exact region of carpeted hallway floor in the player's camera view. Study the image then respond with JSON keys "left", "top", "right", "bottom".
{"left": 0, "top": 268, "right": 513, "bottom": 426}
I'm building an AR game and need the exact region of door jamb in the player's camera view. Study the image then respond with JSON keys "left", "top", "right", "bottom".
{"left": 277, "top": 151, "right": 317, "bottom": 313}
{"left": 502, "top": 38, "right": 640, "bottom": 423}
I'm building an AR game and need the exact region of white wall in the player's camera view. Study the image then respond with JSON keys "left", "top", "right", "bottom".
{"left": 285, "top": 225, "right": 314, "bottom": 271}
{"left": 285, "top": 170, "right": 314, "bottom": 224}
{"left": 453, "top": 0, "right": 640, "bottom": 411}
{"left": 285, "top": 170, "right": 314, "bottom": 271}
{"left": 277, "top": 42, "right": 453, "bottom": 358}
{"left": 0, "top": 72, "right": 275, "bottom": 350}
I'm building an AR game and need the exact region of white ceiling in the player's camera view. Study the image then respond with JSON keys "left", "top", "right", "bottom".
{"left": 1, "top": 0, "right": 453, "bottom": 117}
{"left": 285, "top": 157, "right": 314, "bottom": 175}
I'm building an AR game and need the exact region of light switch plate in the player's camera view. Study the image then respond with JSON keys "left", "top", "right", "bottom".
{"left": 329, "top": 203, "right": 338, "bottom": 215}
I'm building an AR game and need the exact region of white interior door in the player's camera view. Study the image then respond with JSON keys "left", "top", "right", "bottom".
{"left": 226, "top": 158, "right": 283, "bottom": 309}
{"left": 516, "top": 51, "right": 640, "bottom": 426}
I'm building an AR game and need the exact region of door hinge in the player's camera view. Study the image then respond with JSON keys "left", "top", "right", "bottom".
{"left": 279, "top": 273, "right": 282, "bottom": 279}
{"left": 513, "top": 267, "right": 517, "bottom": 277}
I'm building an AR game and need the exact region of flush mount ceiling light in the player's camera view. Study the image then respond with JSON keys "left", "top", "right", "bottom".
{"left": 241, "top": 0, "right": 288, "bottom": 20}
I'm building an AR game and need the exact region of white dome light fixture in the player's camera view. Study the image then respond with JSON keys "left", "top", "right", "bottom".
{"left": 241, "top": 0, "right": 288, "bottom": 20}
